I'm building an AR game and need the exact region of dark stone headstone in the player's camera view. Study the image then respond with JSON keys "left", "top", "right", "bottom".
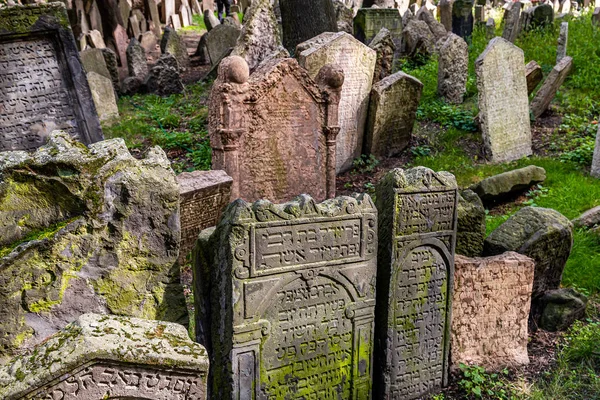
{"left": 280, "top": 0, "right": 338, "bottom": 54}
{"left": 456, "top": 189, "right": 486, "bottom": 257}
{"left": 0, "top": 3, "right": 103, "bottom": 152}
{"left": 452, "top": 0, "right": 474, "bottom": 39}
{"left": 354, "top": 7, "right": 403, "bottom": 51}
{"left": 374, "top": 167, "right": 458, "bottom": 399}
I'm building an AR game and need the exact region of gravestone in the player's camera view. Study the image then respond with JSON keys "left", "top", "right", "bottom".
{"left": 0, "top": 3, "right": 103, "bottom": 152}
{"left": 0, "top": 314, "right": 209, "bottom": 399}
{"left": 439, "top": 0, "right": 453, "bottom": 31}
{"left": 452, "top": 253, "right": 535, "bottom": 369}
{"left": 194, "top": 194, "right": 378, "bottom": 399}
{"left": 374, "top": 167, "right": 458, "bottom": 400}
{"left": 118, "top": 0, "right": 132, "bottom": 30}
{"left": 208, "top": 56, "right": 342, "bottom": 202}
{"left": 474, "top": 4, "right": 485, "bottom": 23}
{"left": 530, "top": 56, "right": 573, "bottom": 119}
{"left": 126, "top": 38, "right": 148, "bottom": 79}
{"left": 502, "top": 1, "right": 521, "bottom": 43}
{"left": 87, "top": 71, "right": 119, "bottom": 121}
{"left": 133, "top": 9, "right": 147, "bottom": 34}
{"left": 147, "top": 0, "right": 163, "bottom": 37}
{"left": 87, "top": 29, "right": 106, "bottom": 48}
{"left": 206, "top": 24, "right": 241, "bottom": 65}
{"left": 100, "top": 48, "right": 120, "bottom": 94}
{"left": 452, "top": 0, "right": 474, "bottom": 39}
{"left": 456, "top": 189, "right": 486, "bottom": 257}
{"left": 556, "top": 21, "right": 568, "bottom": 63}
{"left": 525, "top": 60, "right": 543, "bottom": 94}
{"left": 334, "top": 0, "right": 355, "bottom": 33}
{"left": 203, "top": 9, "right": 220, "bottom": 31}
{"left": 164, "top": 0, "right": 176, "bottom": 25}
{"left": 522, "top": 4, "right": 553, "bottom": 30}
{"left": 402, "top": 19, "right": 436, "bottom": 58}
{"left": 438, "top": 33, "right": 468, "bottom": 104}
{"left": 80, "top": 48, "right": 112, "bottom": 81}
{"left": 592, "top": 124, "right": 600, "bottom": 178}
{"left": 485, "top": 17, "right": 495, "bottom": 39}
{"left": 369, "top": 27, "right": 396, "bottom": 83}
{"left": 354, "top": 8, "right": 403, "bottom": 51}
{"left": 140, "top": 30, "right": 158, "bottom": 53}
{"left": 129, "top": 14, "right": 141, "bottom": 38}
{"left": 279, "top": 0, "right": 338, "bottom": 54}
{"left": 476, "top": 37, "right": 532, "bottom": 162}
{"left": 231, "top": 0, "right": 282, "bottom": 71}
{"left": 161, "top": 26, "right": 190, "bottom": 69}
{"left": 365, "top": 71, "right": 423, "bottom": 158}
{"left": 417, "top": 6, "right": 448, "bottom": 41}
{"left": 296, "top": 32, "right": 376, "bottom": 173}
{"left": 112, "top": 24, "right": 129, "bottom": 66}
{"left": 177, "top": 170, "right": 233, "bottom": 264}
{"left": 89, "top": 0, "right": 103, "bottom": 36}
{"left": 171, "top": 14, "right": 182, "bottom": 30}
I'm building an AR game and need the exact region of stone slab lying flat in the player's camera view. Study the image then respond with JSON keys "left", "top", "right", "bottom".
{"left": 469, "top": 165, "right": 546, "bottom": 204}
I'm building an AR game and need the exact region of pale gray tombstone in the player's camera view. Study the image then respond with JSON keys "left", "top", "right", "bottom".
{"left": 556, "top": 21, "right": 568, "bottom": 63}
{"left": 592, "top": 124, "right": 600, "bottom": 178}
{"left": 163, "top": 0, "right": 176, "bottom": 24}
{"left": 129, "top": 14, "right": 141, "bottom": 38}
{"left": 118, "top": 0, "right": 131, "bottom": 30}
{"left": 147, "top": 0, "right": 163, "bottom": 37}
{"left": 205, "top": 24, "right": 241, "bottom": 65}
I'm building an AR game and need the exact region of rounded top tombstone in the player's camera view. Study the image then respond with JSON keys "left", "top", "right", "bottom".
{"left": 316, "top": 63, "right": 345, "bottom": 88}
{"left": 219, "top": 55, "right": 250, "bottom": 84}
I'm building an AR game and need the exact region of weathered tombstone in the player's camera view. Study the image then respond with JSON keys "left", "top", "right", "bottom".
{"left": 163, "top": 0, "right": 176, "bottom": 24}
{"left": 476, "top": 37, "right": 532, "bottom": 162}
{"left": 195, "top": 32, "right": 211, "bottom": 64}
{"left": 530, "top": 56, "right": 573, "bottom": 119}
{"left": 86, "top": 71, "right": 120, "bottom": 121}
{"left": 438, "top": 33, "right": 468, "bottom": 104}
{"left": 556, "top": 21, "right": 568, "bottom": 63}
{"left": 456, "top": 189, "right": 486, "bottom": 257}
{"left": 206, "top": 24, "right": 241, "bottom": 65}
{"left": 100, "top": 47, "right": 121, "bottom": 94}
{"left": 113, "top": 24, "right": 129, "bottom": 66}
{"left": 365, "top": 71, "right": 423, "bottom": 158}
{"left": 231, "top": 0, "right": 282, "bottom": 71}
{"left": 171, "top": 13, "right": 183, "bottom": 29}
{"left": 523, "top": 4, "right": 554, "bottom": 30}
{"left": 181, "top": 4, "right": 192, "bottom": 27}
{"left": 485, "top": 17, "right": 496, "bottom": 39}
{"left": 417, "top": 6, "right": 448, "bottom": 41}
{"left": 208, "top": 56, "right": 342, "bottom": 202}
{"left": 354, "top": 8, "right": 403, "bottom": 52}
{"left": 133, "top": 9, "right": 147, "bottom": 33}
{"left": 452, "top": 253, "right": 535, "bottom": 369}
{"left": 126, "top": 38, "right": 149, "bottom": 79}
{"left": 161, "top": 26, "right": 191, "bottom": 69}
{"left": 0, "top": 3, "right": 103, "bottom": 152}
{"left": 333, "top": 0, "right": 355, "bottom": 33}
{"left": 439, "top": 0, "right": 453, "bottom": 31}
{"left": 129, "top": 14, "right": 141, "bottom": 39}
{"left": 369, "top": 27, "right": 396, "bottom": 83}
{"left": 203, "top": 0, "right": 215, "bottom": 11}
{"left": 525, "top": 60, "right": 543, "bottom": 95}
{"left": 89, "top": 0, "right": 104, "bottom": 36}
{"left": 452, "top": 0, "right": 474, "bottom": 39}
{"left": 147, "top": 0, "right": 163, "bottom": 37}
{"left": 593, "top": 7, "right": 600, "bottom": 26}
{"left": 374, "top": 167, "right": 458, "bottom": 399}
{"left": 502, "top": 1, "right": 521, "bottom": 43}
{"left": 0, "top": 314, "right": 209, "bottom": 399}
{"left": 592, "top": 124, "right": 600, "bottom": 178}
{"left": 192, "top": 0, "right": 202, "bottom": 14}
{"left": 80, "top": 48, "right": 112, "bottom": 81}
{"left": 203, "top": 8, "right": 221, "bottom": 31}
{"left": 280, "top": 0, "right": 338, "bottom": 54}
{"left": 177, "top": 170, "right": 233, "bottom": 264}
{"left": 194, "top": 194, "right": 378, "bottom": 399}
{"left": 402, "top": 19, "right": 436, "bottom": 57}
{"left": 118, "top": 0, "right": 132, "bottom": 30}
{"left": 140, "top": 30, "right": 158, "bottom": 53}
{"left": 87, "top": 29, "right": 106, "bottom": 48}
{"left": 469, "top": 165, "right": 546, "bottom": 205}
{"left": 296, "top": 32, "right": 376, "bottom": 173}
{"left": 474, "top": 4, "right": 485, "bottom": 23}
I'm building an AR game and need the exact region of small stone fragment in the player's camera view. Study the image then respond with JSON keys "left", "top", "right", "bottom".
{"left": 470, "top": 165, "right": 546, "bottom": 204}
{"left": 539, "top": 288, "right": 588, "bottom": 331}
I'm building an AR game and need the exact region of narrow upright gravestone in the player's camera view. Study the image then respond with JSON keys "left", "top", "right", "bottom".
{"left": 296, "top": 32, "right": 377, "bottom": 173}
{"left": 0, "top": 3, "right": 103, "bottom": 152}
{"left": 452, "top": 0, "right": 474, "bottom": 39}
{"left": 194, "top": 194, "right": 378, "bottom": 399}
{"left": 374, "top": 167, "right": 458, "bottom": 399}
{"left": 476, "top": 37, "right": 532, "bottom": 162}
{"left": 209, "top": 56, "right": 343, "bottom": 203}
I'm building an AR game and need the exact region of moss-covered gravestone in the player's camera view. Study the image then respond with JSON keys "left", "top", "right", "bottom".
{"left": 374, "top": 167, "right": 458, "bottom": 400}
{"left": 0, "top": 3, "right": 102, "bottom": 152}
{"left": 194, "top": 194, "right": 377, "bottom": 399}
{"left": 0, "top": 314, "right": 209, "bottom": 399}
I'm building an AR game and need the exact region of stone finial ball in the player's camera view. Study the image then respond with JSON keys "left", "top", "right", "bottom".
{"left": 317, "top": 64, "right": 344, "bottom": 89}
{"left": 219, "top": 56, "right": 249, "bottom": 84}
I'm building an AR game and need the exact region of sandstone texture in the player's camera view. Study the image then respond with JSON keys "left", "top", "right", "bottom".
{"left": 530, "top": 56, "right": 573, "bottom": 119}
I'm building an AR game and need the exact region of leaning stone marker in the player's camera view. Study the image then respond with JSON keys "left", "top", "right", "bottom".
{"left": 476, "top": 37, "right": 532, "bottom": 162}
{"left": 374, "top": 167, "right": 458, "bottom": 399}
{"left": 530, "top": 56, "right": 573, "bottom": 119}
{"left": 502, "top": 1, "right": 521, "bottom": 43}
{"left": 209, "top": 56, "right": 343, "bottom": 203}
{"left": 525, "top": 60, "right": 543, "bottom": 95}
{"left": 456, "top": 189, "right": 486, "bottom": 257}
{"left": 369, "top": 27, "right": 396, "bottom": 83}
{"left": 364, "top": 71, "right": 423, "bottom": 158}
{"left": 354, "top": 8, "right": 403, "bottom": 50}
{"left": 452, "top": 252, "right": 535, "bottom": 369}
{"left": 0, "top": 3, "right": 103, "bottom": 152}
{"left": 437, "top": 33, "right": 468, "bottom": 104}
{"left": 206, "top": 24, "right": 241, "bottom": 65}
{"left": 297, "top": 32, "right": 376, "bottom": 173}
{"left": 280, "top": 0, "right": 338, "bottom": 54}
{"left": 195, "top": 194, "right": 378, "bottom": 399}
{"left": 0, "top": 314, "right": 209, "bottom": 399}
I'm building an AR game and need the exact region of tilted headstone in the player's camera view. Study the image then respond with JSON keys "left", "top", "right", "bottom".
{"left": 485, "top": 17, "right": 496, "bottom": 39}
{"left": 502, "top": 1, "right": 521, "bottom": 43}
{"left": 296, "top": 32, "right": 376, "bottom": 173}
{"left": 203, "top": 8, "right": 221, "bottom": 31}
{"left": 365, "top": 71, "right": 423, "bottom": 158}
{"left": 113, "top": 24, "right": 129, "bottom": 66}
{"left": 354, "top": 8, "right": 403, "bottom": 52}
{"left": 476, "top": 37, "right": 532, "bottom": 162}
{"left": 592, "top": 124, "right": 600, "bottom": 178}
{"left": 80, "top": 48, "right": 112, "bottom": 81}
{"left": 374, "top": 167, "right": 458, "bottom": 399}
{"left": 402, "top": 19, "right": 436, "bottom": 58}
{"left": 118, "top": 0, "right": 132, "bottom": 29}
{"left": 140, "top": 30, "right": 159, "bottom": 53}
{"left": 171, "top": 14, "right": 183, "bottom": 30}
{"left": 208, "top": 56, "right": 342, "bottom": 202}
{"left": 87, "top": 29, "right": 106, "bottom": 48}
{"left": 126, "top": 38, "right": 149, "bottom": 79}
{"left": 231, "top": 0, "right": 283, "bottom": 71}
{"left": 89, "top": 0, "right": 103, "bottom": 36}
{"left": 147, "top": 0, "right": 163, "bottom": 37}
{"left": 522, "top": 4, "right": 553, "bottom": 30}
{"left": 525, "top": 60, "right": 543, "bottom": 95}
{"left": 452, "top": 0, "right": 474, "bottom": 39}
{"left": 530, "top": 56, "right": 573, "bottom": 119}
{"left": 0, "top": 314, "right": 209, "bottom": 399}
{"left": 452, "top": 253, "right": 535, "bottom": 369}
{"left": 129, "top": 14, "right": 141, "bottom": 38}
{"left": 456, "top": 189, "right": 486, "bottom": 257}
{"left": 333, "top": 0, "right": 355, "bottom": 33}
{"left": 0, "top": 3, "right": 103, "bottom": 152}
{"left": 369, "top": 27, "right": 396, "bottom": 83}
{"left": 177, "top": 170, "right": 233, "bottom": 264}
{"left": 437, "top": 33, "right": 468, "bottom": 104}
{"left": 417, "top": 6, "right": 448, "bottom": 41}
{"left": 161, "top": 26, "right": 190, "bottom": 69}
{"left": 194, "top": 194, "right": 378, "bottom": 399}
{"left": 87, "top": 71, "right": 119, "bottom": 121}
{"left": 439, "top": 0, "right": 453, "bottom": 31}
{"left": 133, "top": 9, "right": 147, "bottom": 33}
{"left": 556, "top": 21, "right": 568, "bottom": 63}
{"left": 100, "top": 47, "right": 120, "bottom": 94}
{"left": 206, "top": 24, "right": 241, "bottom": 65}
{"left": 163, "top": 0, "right": 176, "bottom": 25}
{"left": 279, "top": 0, "right": 338, "bottom": 54}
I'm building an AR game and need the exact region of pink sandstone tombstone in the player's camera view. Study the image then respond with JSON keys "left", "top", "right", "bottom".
{"left": 208, "top": 56, "right": 343, "bottom": 203}
{"left": 177, "top": 170, "right": 233, "bottom": 264}
{"left": 452, "top": 252, "right": 535, "bottom": 370}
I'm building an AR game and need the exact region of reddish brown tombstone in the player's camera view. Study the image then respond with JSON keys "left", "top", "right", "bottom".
{"left": 208, "top": 56, "right": 343, "bottom": 203}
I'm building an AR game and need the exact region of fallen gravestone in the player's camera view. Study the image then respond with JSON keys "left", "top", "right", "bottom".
{"left": 354, "top": 7, "right": 403, "bottom": 51}
{"left": 525, "top": 60, "right": 543, "bottom": 94}
{"left": 0, "top": 131, "right": 185, "bottom": 362}
{"left": 438, "top": 33, "right": 468, "bottom": 104}
{"left": 469, "top": 165, "right": 546, "bottom": 204}
{"left": 456, "top": 189, "right": 486, "bottom": 257}
{"left": 206, "top": 24, "right": 241, "bottom": 65}
{"left": 0, "top": 314, "right": 209, "bottom": 399}
{"left": 556, "top": 22, "right": 568, "bottom": 63}
{"left": 374, "top": 167, "right": 458, "bottom": 399}
{"left": 280, "top": 0, "right": 338, "bottom": 54}
{"left": 195, "top": 194, "right": 378, "bottom": 398}
{"left": 177, "top": 170, "right": 233, "bottom": 264}
{"left": 572, "top": 205, "right": 600, "bottom": 228}
{"left": 208, "top": 56, "right": 342, "bottom": 203}
{"left": 530, "top": 56, "right": 573, "bottom": 119}
{"left": 296, "top": 32, "right": 376, "bottom": 173}
{"left": 476, "top": 37, "right": 532, "bottom": 162}
{"left": 369, "top": 27, "right": 396, "bottom": 83}
{"left": 538, "top": 288, "right": 588, "bottom": 332}
{"left": 365, "top": 71, "right": 423, "bottom": 158}
{"left": 452, "top": 252, "right": 535, "bottom": 369}
{"left": 0, "top": 3, "right": 103, "bottom": 152}
{"left": 452, "top": 0, "right": 474, "bottom": 39}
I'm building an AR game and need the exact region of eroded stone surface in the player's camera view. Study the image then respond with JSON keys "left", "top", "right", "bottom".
{"left": 86, "top": 72, "right": 119, "bottom": 121}
{"left": 0, "top": 314, "right": 208, "bottom": 400}
{"left": 556, "top": 22, "right": 568, "bottom": 63}
{"left": 530, "top": 56, "right": 573, "bottom": 119}
{"left": 470, "top": 165, "right": 546, "bottom": 204}
{"left": 456, "top": 189, "right": 485, "bottom": 257}
{"left": 0, "top": 3, "right": 103, "bottom": 152}
{"left": 365, "top": 71, "right": 423, "bottom": 158}
{"left": 354, "top": 7, "right": 403, "bottom": 51}
{"left": 525, "top": 60, "right": 543, "bottom": 95}
{"left": 194, "top": 195, "right": 377, "bottom": 399}
{"left": 161, "top": 27, "right": 190, "bottom": 69}
{"left": 369, "top": 27, "right": 396, "bottom": 83}
{"left": 297, "top": 32, "right": 376, "bottom": 173}
{"left": 502, "top": 1, "right": 521, "bottom": 43}
{"left": 208, "top": 56, "right": 342, "bottom": 202}
{"left": 374, "top": 167, "right": 458, "bottom": 399}
{"left": 126, "top": 38, "right": 148, "bottom": 79}
{"left": 476, "top": 37, "right": 532, "bottom": 162}
{"left": 452, "top": 252, "right": 534, "bottom": 369}
{"left": 437, "top": 33, "right": 468, "bottom": 104}
{"left": 206, "top": 24, "right": 241, "bottom": 65}
{"left": 539, "top": 288, "right": 588, "bottom": 332}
